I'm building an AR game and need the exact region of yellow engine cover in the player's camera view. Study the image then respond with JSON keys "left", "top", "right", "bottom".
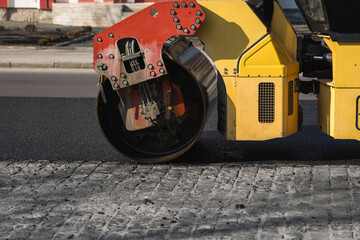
{"left": 197, "top": 0, "right": 299, "bottom": 140}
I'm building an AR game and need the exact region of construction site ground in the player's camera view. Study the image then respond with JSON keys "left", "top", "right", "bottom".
{"left": 0, "top": 21, "right": 102, "bottom": 47}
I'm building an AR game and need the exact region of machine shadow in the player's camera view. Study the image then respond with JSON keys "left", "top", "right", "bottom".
{"left": 173, "top": 126, "right": 360, "bottom": 165}
{"left": 195, "top": 6, "right": 249, "bottom": 62}
{"left": 173, "top": 98, "right": 360, "bottom": 165}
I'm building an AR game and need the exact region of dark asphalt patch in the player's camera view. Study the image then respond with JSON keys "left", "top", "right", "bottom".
{"left": 1, "top": 98, "right": 360, "bottom": 165}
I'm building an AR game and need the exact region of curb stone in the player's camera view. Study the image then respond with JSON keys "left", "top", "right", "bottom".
{"left": 0, "top": 61, "right": 93, "bottom": 69}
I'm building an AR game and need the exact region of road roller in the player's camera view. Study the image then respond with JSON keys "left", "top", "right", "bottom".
{"left": 94, "top": 0, "right": 360, "bottom": 163}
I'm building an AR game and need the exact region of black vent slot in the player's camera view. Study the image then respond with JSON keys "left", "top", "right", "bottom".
{"left": 288, "top": 80, "right": 294, "bottom": 116}
{"left": 356, "top": 96, "right": 360, "bottom": 131}
{"left": 217, "top": 75, "right": 227, "bottom": 135}
{"left": 259, "top": 82, "right": 275, "bottom": 123}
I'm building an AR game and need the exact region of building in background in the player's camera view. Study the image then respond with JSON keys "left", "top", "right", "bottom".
{"left": 0, "top": 0, "right": 53, "bottom": 9}
{"left": 0, "top": 0, "right": 298, "bottom": 9}
{"left": 0, "top": 0, "right": 156, "bottom": 9}
{"left": 0, "top": 0, "right": 301, "bottom": 27}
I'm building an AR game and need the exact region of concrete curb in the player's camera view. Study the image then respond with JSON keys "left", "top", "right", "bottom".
{"left": 0, "top": 46, "right": 94, "bottom": 69}
{"left": 0, "top": 46, "right": 93, "bottom": 51}
{"left": 0, "top": 61, "right": 93, "bottom": 69}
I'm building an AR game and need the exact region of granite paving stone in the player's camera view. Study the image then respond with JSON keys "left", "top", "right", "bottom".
{"left": 1, "top": 161, "right": 360, "bottom": 239}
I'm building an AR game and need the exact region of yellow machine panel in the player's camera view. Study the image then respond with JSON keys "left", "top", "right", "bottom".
{"left": 323, "top": 37, "right": 360, "bottom": 88}
{"left": 238, "top": 1, "right": 298, "bottom": 78}
{"left": 318, "top": 83, "right": 360, "bottom": 140}
{"left": 229, "top": 77, "right": 298, "bottom": 140}
{"left": 317, "top": 37, "right": 360, "bottom": 141}
{"left": 197, "top": 0, "right": 299, "bottom": 140}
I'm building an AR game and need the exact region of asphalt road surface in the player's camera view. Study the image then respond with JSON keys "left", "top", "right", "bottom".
{"left": 0, "top": 68, "right": 359, "bottom": 164}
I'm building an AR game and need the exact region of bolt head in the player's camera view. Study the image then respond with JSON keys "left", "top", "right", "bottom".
{"left": 176, "top": 24, "right": 182, "bottom": 30}
{"left": 148, "top": 64, "right": 154, "bottom": 70}
{"left": 109, "top": 54, "right": 114, "bottom": 59}
{"left": 113, "top": 83, "right": 120, "bottom": 89}
{"left": 173, "top": 2, "right": 179, "bottom": 8}
{"left": 195, "top": 18, "right": 201, "bottom": 24}
{"left": 150, "top": 71, "right": 156, "bottom": 77}
{"left": 120, "top": 73, "right": 126, "bottom": 78}
{"left": 97, "top": 37, "right": 102, "bottom": 42}
{"left": 159, "top": 68, "right": 165, "bottom": 74}
{"left": 97, "top": 54, "right": 103, "bottom": 59}
{"left": 181, "top": 2, "right": 187, "bottom": 7}
{"left": 173, "top": 17, "right": 179, "bottom": 22}
{"left": 157, "top": 61, "right": 163, "bottom": 66}
{"left": 170, "top": 9, "right": 176, "bottom": 15}
{"left": 196, "top": 10, "right": 202, "bottom": 16}
{"left": 190, "top": 25, "right": 196, "bottom": 30}
{"left": 109, "top": 33, "right": 114, "bottom": 38}
{"left": 184, "top": 28, "right": 190, "bottom": 34}
{"left": 122, "top": 80, "right": 129, "bottom": 86}
{"left": 189, "top": 2, "right": 195, "bottom": 7}
{"left": 97, "top": 63, "right": 107, "bottom": 71}
{"left": 111, "top": 76, "right": 117, "bottom": 81}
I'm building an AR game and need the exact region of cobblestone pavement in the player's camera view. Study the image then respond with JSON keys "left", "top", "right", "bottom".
{"left": 1, "top": 160, "right": 360, "bottom": 240}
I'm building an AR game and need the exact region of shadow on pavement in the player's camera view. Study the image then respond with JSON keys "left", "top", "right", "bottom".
{"left": 174, "top": 127, "right": 360, "bottom": 165}
{"left": 175, "top": 100, "right": 360, "bottom": 165}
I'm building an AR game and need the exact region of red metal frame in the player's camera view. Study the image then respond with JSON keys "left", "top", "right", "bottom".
{"left": 93, "top": 0, "right": 205, "bottom": 87}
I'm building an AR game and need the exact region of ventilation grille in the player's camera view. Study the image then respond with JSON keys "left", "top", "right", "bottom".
{"left": 288, "top": 80, "right": 294, "bottom": 116}
{"left": 259, "top": 83, "right": 275, "bottom": 123}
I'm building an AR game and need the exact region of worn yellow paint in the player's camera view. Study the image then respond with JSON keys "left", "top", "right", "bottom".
{"left": 197, "top": 0, "right": 299, "bottom": 140}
